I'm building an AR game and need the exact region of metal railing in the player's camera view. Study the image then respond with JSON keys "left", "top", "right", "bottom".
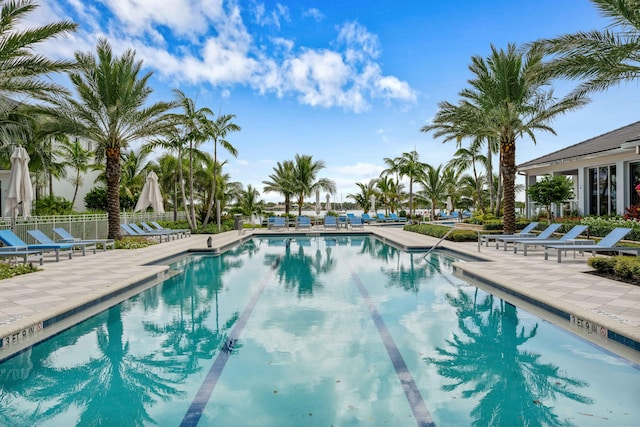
{"left": 1, "top": 212, "right": 185, "bottom": 243}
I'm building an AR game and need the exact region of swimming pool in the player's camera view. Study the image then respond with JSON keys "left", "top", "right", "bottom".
{"left": 0, "top": 235, "right": 638, "bottom": 426}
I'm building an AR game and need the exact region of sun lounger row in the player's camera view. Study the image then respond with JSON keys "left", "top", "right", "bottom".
{"left": 120, "top": 222, "right": 190, "bottom": 241}
{"left": 481, "top": 224, "right": 640, "bottom": 262}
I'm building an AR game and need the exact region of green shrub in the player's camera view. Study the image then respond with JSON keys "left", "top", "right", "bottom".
{"left": 115, "top": 236, "right": 158, "bottom": 249}
{"left": 34, "top": 195, "right": 74, "bottom": 215}
{"left": 587, "top": 256, "right": 616, "bottom": 274}
{"left": 0, "top": 262, "right": 39, "bottom": 279}
{"left": 404, "top": 224, "right": 478, "bottom": 242}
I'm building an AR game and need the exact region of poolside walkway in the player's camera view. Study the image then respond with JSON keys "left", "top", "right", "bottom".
{"left": 0, "top": 225, "right": 639, "bottom": 362}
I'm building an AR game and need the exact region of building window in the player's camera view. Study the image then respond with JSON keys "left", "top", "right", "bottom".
{"left": 588, "top": 165, "right": 616, "bottom": 215}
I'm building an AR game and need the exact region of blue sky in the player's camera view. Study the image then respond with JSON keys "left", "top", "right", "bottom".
{"left": 31, "top": 0, "right": 640, "bottom": 203}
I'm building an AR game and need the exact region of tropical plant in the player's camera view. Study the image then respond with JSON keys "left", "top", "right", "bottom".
{"left": 422, "top": 44, "right": 588, "bottom": 234}
{"left": 527, "top": 175, "right": 574, "bottom": 222}
{"left": 58, "top": 138, "right": 93, "bottom": 205}
{"left": 397, "top": 150, "right": 427, "bottom": 217}
{"left": 417, "top": 164, "right": 448, "bottom": 220}
{"left": 236, "top": 184, "right": 263, "bottom": 217}
{"left": 42, "top": 39, "right": 174, "bottom": 239}
{"left": 447, "top": 140, "right": 488, "bottom": 211}
{"left": 262, "top": 160, "right": 296, "bottom": 215}
{"left": 291, "top": 154, "right": 336, "bottom": 216}
{"left": 347, "top": 179, "right": 378, "bottom": 213}
{"left": 536, "top": 0, "right": 640, "bottom": 98}
{"left": 202, "top": 113, "right": 240, "bottom": 228}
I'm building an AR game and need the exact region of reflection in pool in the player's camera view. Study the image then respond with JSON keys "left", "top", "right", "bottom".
{"left": 0, "top": 235, "right": 638, "bottom": 426}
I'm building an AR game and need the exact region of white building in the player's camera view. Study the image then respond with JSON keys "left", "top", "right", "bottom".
{"left": 519, "top": 121, "right": 640, "bottom": 218}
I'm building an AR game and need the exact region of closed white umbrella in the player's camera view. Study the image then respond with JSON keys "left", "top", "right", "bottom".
{"left": 134, "top": 171, "right": 165, "bottom": 213}
{"left": 315, "top": 190, "right": 321, "bottom": 215}
{"left": 5, "top": 146, "right": 33, "bottom": 219}
{"left": 369, "top": 194, "right": 376, "bottom": 214}
{"left": 325, "top": 194, "right": 331, "bottom": 212}
{"left": 446, "top": 196, "right": 453, "bottom": 213}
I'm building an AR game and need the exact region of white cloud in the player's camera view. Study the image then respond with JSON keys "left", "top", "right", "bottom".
{"left": 303, "top": 8, "right": 324, "bottom": 22}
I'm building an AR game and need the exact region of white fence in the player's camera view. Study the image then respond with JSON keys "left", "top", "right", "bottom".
{"left": 1, "top": 212, "right": 185, "bottom": 243}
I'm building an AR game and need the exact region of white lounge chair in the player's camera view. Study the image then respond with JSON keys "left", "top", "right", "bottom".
{"left": 478, "top": 222, "right": 539, "bottom": 247}
{"left": 495, "top": 223, "right": 562, "bottom": 250}
{"left": 544, "top": 227, "right": 639, "bottom": 263}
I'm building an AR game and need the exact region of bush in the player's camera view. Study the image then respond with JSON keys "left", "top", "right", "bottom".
{"left": 404, "top": 223, "right": 478, "bottom": 242}
{"left": 115, "top": 236, "right": 158, "bottom": 249}
{"left": 84, "top": 186, "right": 136, "bottom": 211}
{"left": 0, "top": 262, "right": 39, "bottom": 279}
{"left": 588, "top": 255, "right": 640, "bottom": 284}
{"left": 34, "top": 195, "right": 74, "bottom": 215}
{"left": 587, "top": 256, "right": 616, "bottom": 274}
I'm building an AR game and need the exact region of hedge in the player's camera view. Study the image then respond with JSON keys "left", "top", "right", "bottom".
{"left": 404, "top": 224, "right": 478, "bottom": 242}
{"left": 587, "top": 256, "right": 640, "bottom": 284}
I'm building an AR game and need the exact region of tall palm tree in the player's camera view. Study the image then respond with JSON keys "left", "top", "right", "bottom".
{"left": 376, "top": 175, "right": 399, "bottom": 215}
{"left": 236, "top": 184, "right": 263, "bottom": 217}
{"left": 202, "top": 113, "right": 240, "bottom": 228}
{"left": 536, "top": 0, "right": 640, "bottom": 98}
{"left": 447, "top": 139, "right": 487, "bottom": 211}
{"left": 169, "top": 90, "right": 213, "bottom": 229}
{"left": 291, "top": 154, "right": 336, "bottom": 216}
{"left": 262, "top": 160, "right": 296, "bottom": 215}
{"left": 43, "top": 39, "right": 175, "bottom": 239}
{"left": 58, "top": 138, "right": 92, "bottom": 205}
{"left": 0, "top": 0, "right": 76, "bottom": 103}
{"left": 380, "top": 156, "right": 403, "bottom": 209}
{"left": 417, "top": 163, "right": 448, "bottom": 220}
{"left": 156, "top": 154, "right": 183, "bottom": 221}
{"left": 398, "top": 150, "right": 427, "bottom": 218}
{"left": 422, "top": 44, "right": 588, "bottom": 233}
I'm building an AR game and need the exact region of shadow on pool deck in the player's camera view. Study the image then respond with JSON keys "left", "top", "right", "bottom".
{"left": 0, "top": 226, "right": 638, "bottom": 362}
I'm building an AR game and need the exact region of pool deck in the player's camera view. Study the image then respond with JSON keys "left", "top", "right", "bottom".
{"left": 1, "top": 225, "right": 639, "bottom": 362}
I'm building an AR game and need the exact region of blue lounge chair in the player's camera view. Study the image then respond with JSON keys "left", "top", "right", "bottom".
{"left": 324, "top": 215, "right": 338, "bottom": 230}
{"left": 513, "top": 225, "right": 589, "bottom": 255}
{"left": 495, "top": 223, "right": 563, "bottom": 250}
{"left": 131, "top": 223, "right": 177, "bottom": 241}
{"left": 141, "top": 222, "right": 183, "bottom": 239}
{"left": 53, "top": 227, "right": 115, "bottom": 251}
{"left": 388, "top": 213, "right": 407, "bottom": 222}
{"left": 0, "top": 229, "right": 73, "bottom": 262}
{"left": 544, "top": 227, "right": 639, "bottom": 263}
{"left": 150, "top": 221, "right": 191, "bottom": 236}
{"left": 120, "top": 223, "right": 167, "bottom": 242}
{"left": 271, "top": 217, "right": 287, "bottom": 231}
{"left": 338, "top": 214, "right": 349, "bottom": 229}
{"left": 376, "top": 213, "right": 392, "bottom": 222}
{"left": 295, "top": 216, "right": 312, "bottom": 230}
{"left": 27, "top": 229, "right": 96, "bottom": 256}
{"left": 478, "top": 222, "right": 539, "bottom": 247}
{"left": 362, "top": 213, "right": 376, "bottom": 223}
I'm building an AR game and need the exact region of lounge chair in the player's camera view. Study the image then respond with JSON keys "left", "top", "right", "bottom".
{"left": 350, "top": 216, "right": 365, "bottom": 229}
{"left": 338, "top": 214, "right": 349, "bottom": 229}
{"left": 495, "top": 223, "right": 562, "bottom": 250}
{"left": 271, "top": 217, "right": 287, "bottom": 231}
{"left": 544, "top": 227, "right": 640, "bottom": 263}
{"left": 120, "top": 223, "right": 168, "bottom": 242}
{"left": 388, "top": 213, "right": 407, "bottom": 222}
{"left": 150, "top": 221, "right": 191, "bottom": 236}
{"left": 53, "top": 227, "right": 115, "bottom": 251}
{"left": 130, "top": 223, "right": 177, "bottom": 241}
{"left": 512, "top": 225, "right": 589, "bottom": 255}
{"left": 0, "top": 247, "right": 43, "bottom": 265}
{"left": 324, "top": 215, "right": 338, "bottom": 230}
{"left": 362, "top": 213, "right": 376, "bottom": 223}
{"left": 27, "top": 229, "right": 96, "bottom": 256}
{"left": 478, "top": 222, "right": 539, "bottom": 247}
{"left": 376, "top": 213, "right": 392, "bottom": 222}
{"left": 462, "top": 210, "right": 472, "bottom": 219}
{"left": 295, "top": 216, "right": 312, "bottom": 230}
{"left": 0, "top": 229, "right": 73, "bottom": 262}
{"left": 141, "top": 222, "right": 183, "bottom": 239}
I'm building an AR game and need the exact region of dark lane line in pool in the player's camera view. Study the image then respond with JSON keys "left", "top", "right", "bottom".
{"left": 351, "top": 272, "right": 436, "bottom": 427}
{"left": 180, "top": 259, "right": 278, "bottom": 427}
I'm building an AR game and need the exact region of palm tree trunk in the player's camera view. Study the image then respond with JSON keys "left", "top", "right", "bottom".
{"left": 72, "top": 169, "right": 80, "bottom": 205}
{"left": 501, "top": 137, "right": 517, "bottom": 234}
{"left": 202, "top": 141, "right": 217, "bottom": 228}
{"left": 178, "top": 148, "right": 194, "bottom": 229}
{"left": 188, "top": 143, "right": 196, "bottom": 227}
{"left": 106, "top": 147, "right": 122, "bottom": 240}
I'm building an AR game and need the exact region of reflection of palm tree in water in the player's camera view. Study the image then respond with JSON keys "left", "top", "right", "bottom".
{"left": 427, "top": 289, "right": 593, "bottom": 427}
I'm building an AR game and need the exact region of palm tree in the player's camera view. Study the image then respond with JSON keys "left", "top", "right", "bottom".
{"left": 58, "top": 138, "right": 93, "bottom": 205}
{"left": 381, "top": 156, "right": 403, "bottom": 209}
{"left": 291, "top": 154, "right": 336, "bottom": 216}
{"left": 417, "top": 163, "right": 448, "bottom": 220}
{"left": 0, "top": 0, "right": 76, "bottom": 103}
{"left": 169, "top": 90, "right": 213, "bottom": 230}
{"left": 398, "top": 150, "right": 426, "bottom": 218}
{"left": 262, "top": 160, "right": 296, "bottom": 215}
{"left": 422, "top": 44, "right": 588, "bottom": 234}
{"left": 447, "top": 139, "right": 487, "bottom": 211}
{"left": 202, "top": 113, "right": 240, "bottom": 229}
{"left": 347, "top": 179, "right": 378, "bottom": 213}
{"left": 43, "top": 39, "right": 175, "bottom": 239}
{"left": 236, "top": 184, "right": 263, "bottom": 217}
{"left": 536, "top": 0, "right": 640, "bottom": 98}
{"left": 156, "top": 154, "right": 183, "bottom": 221}
{"left": 376, "top": 175, "right": 398, "bottom": 215}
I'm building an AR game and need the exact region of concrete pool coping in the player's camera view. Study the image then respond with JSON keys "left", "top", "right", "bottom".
{"left": 0, "top": 226, "right": 638, "bottom": 362}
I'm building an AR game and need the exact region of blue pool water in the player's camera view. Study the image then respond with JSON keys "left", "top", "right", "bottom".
{"left": 0, "top": 235, "right": 638, "bottom": 426}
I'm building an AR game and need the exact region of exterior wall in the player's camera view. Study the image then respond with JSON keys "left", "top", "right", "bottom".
{"left": 520, "top": 148, "right": 640, "bottom": 217}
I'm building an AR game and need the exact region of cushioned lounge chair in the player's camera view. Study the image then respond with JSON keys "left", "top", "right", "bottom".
{"left": 271, "top": 217, "right": 287, "bottom": 231}
{"left": 362, "top": 213, "right": 376, "bottom": 223}
{"left": 350, "top": 216, "right": 365, "bottom": 229}
{"left": 544, "top": 227, "right": 640, "bottom": 263}
{"left": 27, "top": 229, "right": 96, "bottom": 256}
{"left": 478, "top": 222, "right": 539, "bottom": 247}
{"left": 513, "top": 225, "right": 589, "bottom": 255}
{"left": 120, "top": 223, "right": 167, "bottom": 242}
{"left": 150, "top": 221, "right": 191, "bottom": 236}
{"left": 377, "top": 213, "right": 393, "bottom": 222}
{"left": 295, "top": 216, "right": 312, "bottom": 230}
{"left": 53, "top": 228, "right": 115, "bottom": 251}
{"left": 324, "top": 215, "right": 338, "bottom": 230}
{"left": 0, "top": 229, "right": 73, "bottom": 262}
{"left": 388, "top": 213, "right": 407, "bottom": 222}
{"left": 495, "top": 223, "right": 562, "bottom": 250}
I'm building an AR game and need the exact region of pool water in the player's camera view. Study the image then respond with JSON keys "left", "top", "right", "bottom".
{"left": 0, "top": 235, "right": 638, "bottom": 426}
